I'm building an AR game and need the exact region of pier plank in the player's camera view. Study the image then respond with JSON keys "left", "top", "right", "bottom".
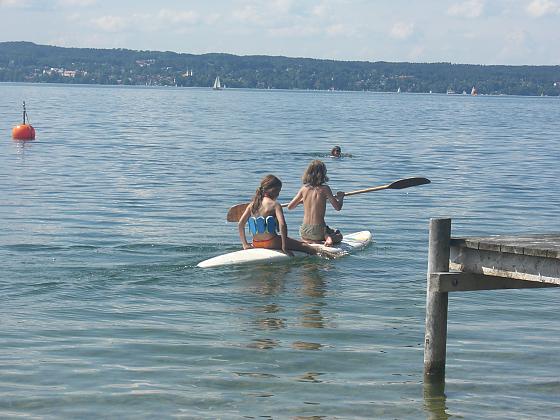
{"left": 450, "top": 234, "right": 560, "bottom": 285}
{"left": 451, "top": 234, "right": 560, "bottom": 259}
{"left": 430, "top": 272, "right": 559, "bottom": 292}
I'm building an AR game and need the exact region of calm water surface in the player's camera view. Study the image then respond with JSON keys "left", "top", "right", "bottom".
{"left": 1, "top": 83, "right": 559, "bottom": 418}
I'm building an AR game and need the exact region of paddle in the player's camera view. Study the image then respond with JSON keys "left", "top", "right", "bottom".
{"left": 226, "top": 177, "right": 430, "bottom": 222}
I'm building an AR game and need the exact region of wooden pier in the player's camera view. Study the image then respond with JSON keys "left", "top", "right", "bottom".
{"left": 424, "top": 218, "right": 560, "bottom": 383}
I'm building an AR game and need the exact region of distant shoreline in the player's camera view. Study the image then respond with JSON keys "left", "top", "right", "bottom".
{"left": 2, "top": 81, "right": 558, "bottom": 98}
{"left": 1, "top": 42, "right": 559, "bottom": 96}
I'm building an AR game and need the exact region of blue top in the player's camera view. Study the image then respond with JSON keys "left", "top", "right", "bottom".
{"left": 248, "top": 216, "right": 278, "bottom": 236}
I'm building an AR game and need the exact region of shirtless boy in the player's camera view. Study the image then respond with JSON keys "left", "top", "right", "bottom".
{"left": 288, "top": 160, "right": 344, "bottom": 246}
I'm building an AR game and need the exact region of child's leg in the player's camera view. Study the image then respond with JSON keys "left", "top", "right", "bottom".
{"left": 325, "top": 227, "right": 342, "bottom": 246}
{"left": 256, "top": 236, "right": 319, "bottom": 256}
{"left": 285, "top": 237, "right": 318, "bottom": 255}
{"left": 286, "top": 237, "right": 338, "bottom": 258}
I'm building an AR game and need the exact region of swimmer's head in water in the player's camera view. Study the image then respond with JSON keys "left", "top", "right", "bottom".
{"left": 331, "top": 146, "right": 341, "bottom": 157}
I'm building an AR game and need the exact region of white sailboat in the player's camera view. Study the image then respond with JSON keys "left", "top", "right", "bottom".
{"left": 213, "top": 76, "right": 222, "bottom": 90}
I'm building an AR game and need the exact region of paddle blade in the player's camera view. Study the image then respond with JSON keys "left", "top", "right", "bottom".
{"left": 226, "top": 202, "right": 250, "bottom": 222}
{"left": 388, "top": 177, "right": 430, "bottom": 190}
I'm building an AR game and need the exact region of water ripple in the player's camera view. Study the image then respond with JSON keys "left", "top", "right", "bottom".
{"left": 1, "top": 84, "right": 559, "bottom": 418}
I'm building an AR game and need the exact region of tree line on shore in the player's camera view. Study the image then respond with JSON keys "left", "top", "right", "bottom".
{"left": 1, "top": 41, "right": 559, "bottom": 96}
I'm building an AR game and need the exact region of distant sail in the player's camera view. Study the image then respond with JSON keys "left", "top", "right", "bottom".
{"left": 471, "top": 86, "right": 478, "bottom": 96}
{"left": 213, "top": 76, "right": 222, "bottom": 90}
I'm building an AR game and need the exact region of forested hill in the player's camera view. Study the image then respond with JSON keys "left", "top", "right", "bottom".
{"left": 1, "top": 41, "right": 559, "bottom": 96}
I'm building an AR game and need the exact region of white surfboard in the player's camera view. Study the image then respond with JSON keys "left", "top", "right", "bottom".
{"left": 197, "top": 231, "right": 372, "bottom": 268}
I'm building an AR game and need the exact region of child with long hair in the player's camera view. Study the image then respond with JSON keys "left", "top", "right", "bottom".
{"left": 238, "top": 174, "right": 332, "bottom": 257}
{"left": 288, "top": 160, "right": 345, "bottom": 246}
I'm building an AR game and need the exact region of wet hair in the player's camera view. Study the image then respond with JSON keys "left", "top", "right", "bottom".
{"left": 331, "top": 145, "right": 341, "bottom": 155}
{"left": 251, "top": 174, "right": 282, "bottom": 215}
{"left": 302, "top": 160, "right": 329, "bottom": 187}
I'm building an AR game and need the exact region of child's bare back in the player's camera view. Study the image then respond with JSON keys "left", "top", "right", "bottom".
{"left": 288, "top": 160, "right": 344, "bottom": 246}
{"left": 299, "top": 184, "right": 329, "bottom": 225}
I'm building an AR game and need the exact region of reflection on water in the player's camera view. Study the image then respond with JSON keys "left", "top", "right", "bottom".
{"left": 243, "top": 265, "right": 290, "bottom": 351}
{"left": 423, "top": 381, "right": 450, "bottom": 420}
{"left": 13, "top": 139, "right": 33, "bottom": 156}
{"left": 291, "top": 341, "right": 323, "bottom": 351}
{"left": 242, "top": 263, "right": 330, "bottom": 354}
{"left": 246, "top": 338, "right": 280, "bottom": 350}
{"left": 297, "top": 372, "right": 324, "bottom": 383}
{"left": 244, "top": 264, "right": 290, "bottom": 296}
{"left": 256, "top": 303, "right": 281, "bottom": 313}
{"left": 234, "top": 371, "right": 278, "bottom": 379}
{"left": 2, "top": 84, "right": 559, "bottom": 418}
{"left": 255, "top": 317, "right": 286, "bottom": 330}
{"left": 299, "top": 307, "right": 325, "bottom": 329}
{"left": 293, "top": 417, "right": 326, "bottom": 420}
{"left": 243, "top": 262, "right": 330, "bottom": 338}
{"left": 298, "top": 263, "right": 328, "bottom": 329}
{"left": 298, "top": 263, "right": 328, "bottom": 298}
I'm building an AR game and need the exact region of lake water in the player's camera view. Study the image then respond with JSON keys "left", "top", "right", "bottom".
{"left": 1, "top": 83, "right": 559, "bottom": 419}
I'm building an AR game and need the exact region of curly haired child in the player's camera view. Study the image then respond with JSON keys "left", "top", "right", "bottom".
{"left": 288, "top": 160, "right": 344, "bottom": 246}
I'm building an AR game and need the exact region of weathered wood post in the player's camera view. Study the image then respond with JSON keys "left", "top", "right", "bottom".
{"left": 424, "top": 218, "right": 451, "bottom": 383}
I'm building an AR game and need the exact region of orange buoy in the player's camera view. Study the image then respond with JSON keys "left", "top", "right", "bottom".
{"left": 12, "top": 101, "right": 36, "bottom": 141}
{"left": 12, "top": 124, "right": 36, "bottom": 140}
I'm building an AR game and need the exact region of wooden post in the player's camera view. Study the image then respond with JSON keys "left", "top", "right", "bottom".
{"left": 424, "top": 218, "right": 451, "bottom": 383}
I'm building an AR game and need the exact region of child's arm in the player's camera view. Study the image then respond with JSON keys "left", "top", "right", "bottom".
{"left": 324, "top": 185, "right": 345, "bottom": 211}
{"left": 275, "top": 202, "right": 294, "bottom": 257}
{"left": 287, "top": 187, "right": 304, "bottom": 210}
{"left": 238, "top": 204, "right": 253, "bottom": 249}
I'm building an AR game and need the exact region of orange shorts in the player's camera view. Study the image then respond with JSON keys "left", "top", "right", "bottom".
{"left": 252, "top": 237, "right": 277, "bottom": 248}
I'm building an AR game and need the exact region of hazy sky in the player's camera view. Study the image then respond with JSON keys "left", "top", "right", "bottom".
{"left": 0, "top": 0, "right": 558, "bottom": 65}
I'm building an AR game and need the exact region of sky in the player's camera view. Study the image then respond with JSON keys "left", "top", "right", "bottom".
{"left": 0, "top": 0, "right": 559, "bottom": 65}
